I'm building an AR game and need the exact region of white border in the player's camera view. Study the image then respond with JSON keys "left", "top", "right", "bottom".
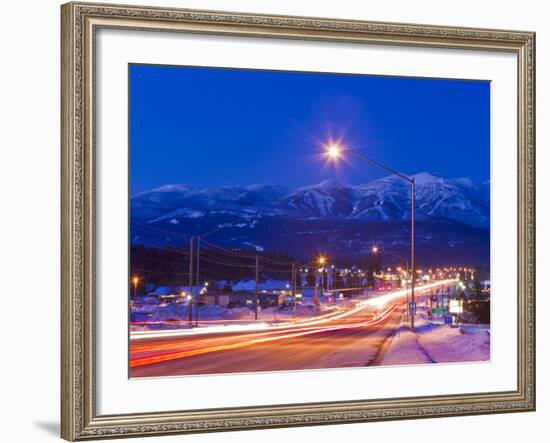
{"left": 96, "top": 29, "right": 517, "bottom": 415}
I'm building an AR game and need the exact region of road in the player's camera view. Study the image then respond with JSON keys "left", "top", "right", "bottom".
{"left": 129, "top": 281, "right": 454, "bottom": 377}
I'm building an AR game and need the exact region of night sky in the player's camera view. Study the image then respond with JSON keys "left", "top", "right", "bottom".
{"left": 129, "top": 64, "right": 490, "bottom": 193}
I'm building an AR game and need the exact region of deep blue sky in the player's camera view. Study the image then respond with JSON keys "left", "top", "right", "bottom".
{"left": 129, "top": 64, "right": 490, "bottom": 192}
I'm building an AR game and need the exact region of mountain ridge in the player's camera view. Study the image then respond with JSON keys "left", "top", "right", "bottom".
{"left": 131, "top": 172, "right": 490, "bottom": 230}
{"left": 130, "top": 172, "right": 490, "bottom": 265}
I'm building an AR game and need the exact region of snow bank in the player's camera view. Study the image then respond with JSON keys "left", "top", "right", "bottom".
{"left": 130, "top": 303, "right": 254, "bottom": 330}
{"left": 381, "top": 308, "right": 490, "bottom": 366}
{"left": 419, "top": 324, "right": 490, "bottom": 363}
{"left": 130, "top": 300, "right": 341, "bottom": 330}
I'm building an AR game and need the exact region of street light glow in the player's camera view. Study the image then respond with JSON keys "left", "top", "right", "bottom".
{"left": 371, "top": 246, "right": 379, "bottom": 254}
{"left": 317, "top": 256, "right": 327, "bottom": 265}
{"left": 326, "top": 144, "right": 342, "bottom": 159}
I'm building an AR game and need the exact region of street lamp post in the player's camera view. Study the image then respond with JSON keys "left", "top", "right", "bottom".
{"left": 372, "top": 245, "right": 411, "bottom": 323}
{"left": 327, "top": 145, "right": 416, "bottom": 331}
{"left": 254, "top": 253, "right": 259, "bottom": 320}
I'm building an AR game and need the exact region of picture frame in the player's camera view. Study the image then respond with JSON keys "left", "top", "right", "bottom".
{"left": 61, "top": 1, "right": 536, "bottom": 440}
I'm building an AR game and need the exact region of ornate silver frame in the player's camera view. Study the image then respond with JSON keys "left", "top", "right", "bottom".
{"left": 61, "top": 2, "right": 536, "bottom": 440}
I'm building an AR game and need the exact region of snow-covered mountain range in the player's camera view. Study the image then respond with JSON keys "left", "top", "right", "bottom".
{"left": 131, "top": 172, "right": 490, "bottom": 265}
{"left": 132, "top": 172, "right": 489, "bottom": 228}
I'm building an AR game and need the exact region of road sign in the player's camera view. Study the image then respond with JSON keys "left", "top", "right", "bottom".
{"left": 444, "top": 315, "right": 453, "bottom": 324}
{"left": 408, "top": 301, "right": 417, "bottom": 312}
{"left": 449, "top": 299, "right": 464, "bottom": 314}
{"left": 432, "top": 307, "right": 448, "bottom": 315}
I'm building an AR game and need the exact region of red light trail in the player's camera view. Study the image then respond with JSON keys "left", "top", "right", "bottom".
{"left": 130, "top": 304, "right": 397, "bottom": 368}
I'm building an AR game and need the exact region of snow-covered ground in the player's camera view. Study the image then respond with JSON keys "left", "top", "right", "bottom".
{"left": 130, "top": 301, "right": 340, "bottom": 331}
{"left": 131, "top": 304, "right": 250, "bottom": 330}
{"left": 380, "top": 303, "right": 490, "bottom": 365}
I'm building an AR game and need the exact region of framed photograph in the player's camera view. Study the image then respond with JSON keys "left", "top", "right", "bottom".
{"left": 61, "top": 2, "right": 536, "bottom": 440}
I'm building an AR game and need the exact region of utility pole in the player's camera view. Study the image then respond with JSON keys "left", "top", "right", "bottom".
{"left": 188, "top": 237, "right": 194, "bottom": 326}
{"left": 254, "top": 254, "right": 259, "bottom": 321}
{"left": 195, "top": 299, "right": 199, "bottom": 326}
{"left": 320, "top": 269, "right": 325, "bottom": 299}
{"left": 195, "top": 235, "right": 201, "bottom": 291}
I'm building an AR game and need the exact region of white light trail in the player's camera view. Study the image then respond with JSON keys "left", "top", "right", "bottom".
{"left": 130, "top": 280, "right": 457, "bottom": 341}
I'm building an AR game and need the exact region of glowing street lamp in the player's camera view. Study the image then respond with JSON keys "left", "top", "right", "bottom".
{"left": 327, "top": 144, "right": 342, "bottom": 159}
{"left": 131, "top": 275, "right": 139, "bottom": 298}
{"left": 371, "top": 246, "right": 379, "bottom": 254}
{"left": 325, "top": 142, "right": 418, "bottom": 331}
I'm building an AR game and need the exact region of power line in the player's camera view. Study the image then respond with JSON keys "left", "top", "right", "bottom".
{"left": 131, "top": 268, "right": 191, "bottom": 277}
{"left": 131, "top": 254, "right": 189, "bottom": 267}
{"left": 130, "top": 220, "right": 193, "bottom": 241}
{"left": 199, "top": 238, "right": 257, "bottom": 258}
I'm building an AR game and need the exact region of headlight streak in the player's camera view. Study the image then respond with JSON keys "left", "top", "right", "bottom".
{"left": 130, "top": 280, "right": 456, "bottom": 342}
{"left": 130, "top": 320, "right": 372, "bottom": 354}
{"left": 130, "top": 305, "right": 399, "bottom": 368}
